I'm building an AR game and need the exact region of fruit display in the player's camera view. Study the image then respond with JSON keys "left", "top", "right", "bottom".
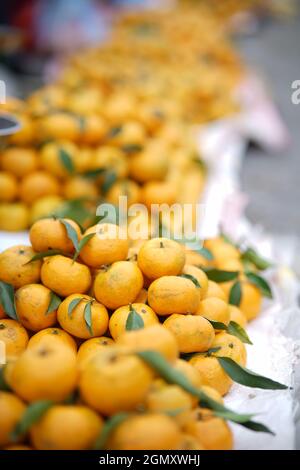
{"left": 180, "top": 0, "right": 267, "bottom": 19}
{"left": 0, "top": 220, "right": 286, "bottom": 450}
{"left": 68, "top": 7, "right": 242, "bottom": 125}
{"left": 0, "top": 2, "right": 291, "bottom": 452}
{"left": 0, "top": 4, "right": 244, "bottom": 232}
{"left": 181, "top": 0, "right": 294, "bottom": 21}
{"left": 0, "top": 106, "right": 204, "bottom": 231}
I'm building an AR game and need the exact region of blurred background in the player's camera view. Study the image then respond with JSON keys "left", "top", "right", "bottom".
{"left": 0, "top": 0, "right": 299, "bottom": 235}
{"left": 238, "top": 15, "right": 300, "bottom": 235}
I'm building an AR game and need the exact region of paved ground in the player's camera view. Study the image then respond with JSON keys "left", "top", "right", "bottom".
{"left": 237, "top": 15, "right": 300, "bottom": 235}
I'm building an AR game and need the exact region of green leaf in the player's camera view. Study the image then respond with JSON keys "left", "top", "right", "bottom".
{"left": 242, "top": 258, "right": 255, "bottom": 272}
{"left": 58, "top": 148, "right": 75, "bottom": 174}
{"left": 241, "top": 248, "right": 272, "bottom": 271}
{"left": 10, "top": 400, "right": 54, "bottom": 442}
{"left": 192, "top": 156, "right": 207, "bottom": 174}
{"left": 208, "top": 410, "right": 272, "bottom": 434}
{"left": 204, "top": 319, "right": 252, "bottom": 344}
{"left": 229, "top": 281, "right": 242, "bottom": 306}
{"left": 68, "top": 297, "right": 83, "bottom": 318}
{"left": 122, "top": 144, "right": 143, "bottom": 154}
{"left": 52, "top": 199, "right": 92, "bottom": 226}
{"left": 217, "top": 357, "right": 288, "bottom": 390}
{"left": 241, "top": 420, "right": 275, "bottom": 435}
{"left": 0, "top": 281, "right": 17, "bottom": 320}
{"left": 94, "top": 412, "right": 129, "bottom": 450}
{"left": 194, "top": 247, "right": 214, "bottom": 260}
{"left": 220, "top": 232, "right": 237, "bottom": 246}
{"left": 204, "top": 268, "right": 239, "bottom": 283}
{"left": 0, "top": 367, "right": 11, "bottom": 391}
{"left": 101, "top": 171, "right": 117, "bottom": 195}
{"left": 73, "top": 233, "right": 95, "bottom": 262}
{"left": 46, "top": 292, "right": 61, "bottom": 315}
{"left": 81, "top": 168, "right": 106, "bottom": 179}
{"left": 126, "top": 306, "right": 144, "bottom": 331}
{"left": 172, "top": 236, "right": 214, "bottom": 261}
{"left": 84, "top": 301, "right": 93, "bottom": 336}
{"left": 107, "top": 126, "right": 122, "bottom": 138}
{"left": 36, "top": 138, "right": 54, "bottom": 149}
{"left": 227, "top": 321, "right": 253, "bottom": 345}
{"left": 186, "top": 346, "right": 221, "bottom": 359}
{"left": 204, "top": 346, "right": 222, "bottom": 357}
{"left": 137, "top": 350, "right": 273, "bottom": 433}
{"left": 205, "top": 318, "right": 227, "bottom": 331}
{"left": 245, "top": 272, "right": 273, "bottom": 299}
{"left": 59, "top": 218, "right": 79, "bottom": 252}
{"left": 179, "top": 274, "right": 200, "bottom": 288}
{"left": 25, "top": 249, "right": 63, "bottom": 264}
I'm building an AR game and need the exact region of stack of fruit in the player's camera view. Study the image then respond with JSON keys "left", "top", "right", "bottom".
{"left": 0, "top": 4, "right": 243, "bottom": 232}
{"left": 180, "top": 0, "right": 266, "bottom": 20}
{"left": 67, "top": 5, "right": 241, "bottom": 124}
{"left": 0, "top": 95, "right": 204, "bottom": 232}
{"left": 0, "top": 218, "right": 286, "bottom": 450}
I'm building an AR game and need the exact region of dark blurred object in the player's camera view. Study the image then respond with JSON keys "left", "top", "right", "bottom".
{"left": 0, "top": 0, "right": 38, "bottom": 78}
{"left": 0, "top": 0, "right": 51, "bottom": 92}
{"left": 0, "top": 26, "right": 24, "bottom": 56}
{"left": 0, "top": 113, "right": 21, "bottom": 136}
{"left": 0, "top": 0, "right": 35, "bottom": 49}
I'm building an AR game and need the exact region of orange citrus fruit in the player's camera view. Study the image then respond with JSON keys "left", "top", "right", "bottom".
{"left": 57, "top": 294, "right": 109, "bottom": 339}
{"left": 0, "top": 245, "right": 41, "bottom": 288}
{"left": 148, "top": 275, "right": 200, "bottom": 316}
{"left": 116, "top": 324, "right": 179, "bottom": 362}
{"left": 163, "top": 314, "right": 215, "bottom": 353}
{"left": 109, "top": 303, "right": 159, "bottom": 340}
{"left": 30, "top": 217, "right": 81, "bottom": 254}
{"left": 15, "top": 284, "right": 57, "bottom": 332}
{"left": 79, "top": 223, "right": 129, "bottom": 268}
{"left": 5, "top": 342, "right": 78, "bottom": 403}
{"left": 94, "top": 261, "right": 143, "bottom": 310}
{"left": 79, "top": 347, "right": 153, "bottom": 416}
{"left": 137, "top": 238, "right": 185, "bottom": 280}
{"left": 41, "top": 255, "right": 91, "bottom": 297}
{"left": 30, "top": 405, "right": 103, "bottom": 450}
{"left": 0, "top": 319, "right": 29, "bottom": 358}
{"left": 0, "top": 392, "right": 26, "bottom": 447}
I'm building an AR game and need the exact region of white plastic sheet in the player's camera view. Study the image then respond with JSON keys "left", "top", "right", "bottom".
{"left": 197, "top": 85, "right": 300, "bottom": 449}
